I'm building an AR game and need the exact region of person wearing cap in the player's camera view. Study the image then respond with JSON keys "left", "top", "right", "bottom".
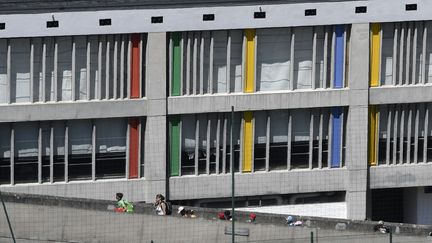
{"left": 374, "top": 220, "right": 390, "bottom": 233}
{"left": 115, "top": 192, "right": 134, "bottom": 213}
{"left": 178, "top": 206, "right": 196, "bottom": 218}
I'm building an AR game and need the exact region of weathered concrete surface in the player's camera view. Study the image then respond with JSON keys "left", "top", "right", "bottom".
{"left": 0, "top": 193, "right": 430, "bottom": 243}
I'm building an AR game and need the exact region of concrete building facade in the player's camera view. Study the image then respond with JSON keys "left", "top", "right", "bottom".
{"left": 1, "top": 0, "right": 432, "bottom": 224}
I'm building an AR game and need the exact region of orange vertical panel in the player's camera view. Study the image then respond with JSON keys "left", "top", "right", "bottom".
{"left": 131, "top": 34, "right": 141, "bottom": 98}
{"left": 129, "top": 118, "right": 139, "bottom": 179}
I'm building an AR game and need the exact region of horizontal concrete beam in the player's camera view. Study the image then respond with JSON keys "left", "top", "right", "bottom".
{"left": 169, "top": 168, "right": 347, "bottom": 200}
{"left": 0, "top": 99, "right": 147, "bottom": 122}
{"left": 370, "top": 163, "right": 432, "bottom": 189}
{"left": 168, "top": 89, "right": 349, "bottom": 115}
{"left": 369, "top": 85, "right": 432, "bottom": 105}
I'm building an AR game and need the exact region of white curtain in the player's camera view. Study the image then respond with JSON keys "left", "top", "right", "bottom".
{"left": 75, "top": 36, "right": 88, "bottom": 100}
{"left": 11, "top": 39, "right": 31, "bottom": 103}
{"left": 0, "top": 39, "right": 7, "bottom": 103}
{"left": 230, "top": 30, "right": 243, "bottom": 93}
{"left": 294, "top": 27, "right": 313, "bottom": 90}
{"left": 58, "top": 37, "right": 72, "bottom": 101}
{"left": 256, "top": 28, "right": 291, "bottom": 91}
{"left": 213, "top": 31, "right": 228, "bottom": 93}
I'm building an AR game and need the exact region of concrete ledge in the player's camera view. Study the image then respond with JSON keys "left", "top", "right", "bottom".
{"left": 2, "top": 192, "right": 432, "bottom": 237}
{"left": 370, "top": 163, "right": 432, "bottom": 189}
{"left": 0, "top": 99, "right": 147, "bottom": 122}
{"left": 168, "top": 89, "right": 349, "bottom": 114}
{"left": 169, "top": 168, "right": 347, "bottom": 200}
{"left": 370, "top": 85, "right": 432, "bottom": 105}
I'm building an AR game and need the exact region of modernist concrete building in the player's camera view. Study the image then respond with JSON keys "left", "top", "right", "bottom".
{"left": 1, "top": 0, "right": 432, "bottom": 224}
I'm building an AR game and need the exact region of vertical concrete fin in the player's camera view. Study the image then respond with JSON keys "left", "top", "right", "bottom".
{"left": 169, "top": 116, "right": 180, "bottom": 176}
{"left": 334, "top": 25, "right": 345, "bottom": 88}
{"left": 331, "top": 107, "right": 342, "bottom": 168}
{"left": 171, "top": 33, "right": 181, "bottom": 96}
{"left": 370, "top": 23, "right": 381, "bottom": 87}
{"left": 369, "top": 105, "right": 379, "bottom": 166}
{"left": 128, "top": 118, "right": 139, "bottom": 178}
{"left": 245, "top": 29, "right": 255, "bottom": 93}
{"left": 242, "top": 111, "right": 253, "bottom": 172}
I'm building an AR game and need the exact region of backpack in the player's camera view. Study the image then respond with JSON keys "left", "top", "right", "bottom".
{"left": 164, "top": 201, "right": 172, "bottom": 215}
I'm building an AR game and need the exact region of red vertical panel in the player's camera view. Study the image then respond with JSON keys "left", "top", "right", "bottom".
{"left": 129, "top": 118, "right": 139, "bottom": 179}
{"left": 130, "top": 33, "right": 141, "bottom": 98}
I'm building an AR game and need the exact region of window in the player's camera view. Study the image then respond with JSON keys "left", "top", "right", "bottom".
{"left": 14, "top": 122, "right": 38, "bottom": 183}
{"left": 95, "top": 119, "right": 126, "bottom": 179}
{"left": 68, "top": 120, "right": 92, "bottom": 180}
{"left": 0, "top": 124, "right": 10, "bottom": 184}
{"left": 254, "top": 111, "right": 267, "bottom": 171}
{"left": 269, "top": 111, "right": 288, "bottom": 171}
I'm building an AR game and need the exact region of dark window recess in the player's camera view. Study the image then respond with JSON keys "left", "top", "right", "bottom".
{"left": 68, "top": 154, "right": 92, "bottom": 180}
{"left": 47, "top": 21, "right": 59, "bottom": 28}
{"left": 198, "top": 149, "right": 206, "bottom": 175}
{"left": 0, "top": 158, "right": 10, "bottom": 184}
{"left": 269, "top": 142, "right": 287, "bottom": 171}
{"left": 203, "top": 14, "right": 215, "bottom": 21}
{"left": 99, "top": 18, "right": 112, "bottom": 26}
{"left": 95, "top": 152, "right": 126, "bottom": 179}
{"left": 305, "top": 9, "right": 317, "bottom": 16}
{"left": 151, "top": 16, "right": 163, "bottom": 24}
{"left": 54, "top": 155, "right": 65, "bottom": 181}
{"left": 254, "top": 143, "right": 266, "bottom": 171}
{"left": 226, "top": 145, "right": 240, "bottom": 173}
{"left": 42, "top": 156, "right": 50, "bottom": 182}
{"left": 355, "top": 6, "right": 367, "bottom": 13}
{"left": 291, "top": 141, "right": 309, "bottom": 169}
{"left": 405, "top": 4, "right": 417, "bottom": 11}
{"left": 371, "top": 188, "right": 403, "bottom": 223}
{"left": 424, "top": 186, "right": 432, "bottom": 194}
{"left": 181, "top": 151, "right": 195, "bottom": 175}
{"left": 14, "top": 157, "right": 38, "bottom": 184}
{"left": 254, "top": 12, "right": 266, "bottom": 19}
{"left": 0, "top": 23, "right": 5, "bottom": 30}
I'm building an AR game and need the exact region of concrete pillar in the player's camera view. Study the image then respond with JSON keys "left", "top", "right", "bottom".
{"left": 143, "top": 32, "right": 167, "bottom": 202}
{"left": 346, "top": 23, "right": 369, "bottom": 220}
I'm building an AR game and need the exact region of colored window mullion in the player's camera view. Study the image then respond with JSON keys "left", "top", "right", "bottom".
{"left": 331, "top": 107, "right": 342, "bottom": 168}
{"left": 370, "top": 23, "right": 381, "bottom": 87}
{"left": 129, "top": 118, "right": 139, "bottom": 178}
{"left": 172, "top": 33, "right": 181, "bottom": 96}
{"left": 369, "top": 106, "right": 379, "bottom": 166}
{"left": 242, "top": 112, "right": 253, "bottom": 172}
{"left": 245, "top": 29, "right": 255, "bottom": 93}
{"left": 130, "top": 33, "right": 141, "bottom": 98}
{"left": 169, "top": 116, "right": 180, "bottom": 176}
{"left": 334, "top": 25, "right": 345, "bottom": 88}
{"left": 330, "top": 25, "right": 345, "bottom": 168}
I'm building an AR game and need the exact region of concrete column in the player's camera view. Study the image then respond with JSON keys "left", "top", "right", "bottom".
{"left": 143, "top": 32, "right": 167, "bottom": 202}
{"left": 346, "top": 23, "right": 370, "bottom": 220}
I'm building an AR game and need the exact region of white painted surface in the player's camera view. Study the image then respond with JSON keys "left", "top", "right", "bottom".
{"left": 235, "top": 202, "right": 347, "bottom": 219}
{"left": 1, "top": 1, "right": 432, "bottom": 38}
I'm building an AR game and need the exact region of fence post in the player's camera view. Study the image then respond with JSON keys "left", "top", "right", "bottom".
{"left": 389, "top": 231, "right": 392, "bottom": 243}
{"left": 310, "top": 231, "right": 314, "bottom": 243}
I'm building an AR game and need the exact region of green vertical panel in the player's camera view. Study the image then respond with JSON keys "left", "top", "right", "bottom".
{"left": 170, "top": 116, "right": 180, "bottom": 176}
{"left": 172, "top": 33, "right": 181, "bottom": 96}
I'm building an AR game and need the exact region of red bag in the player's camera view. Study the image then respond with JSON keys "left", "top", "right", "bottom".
{"left": 218, "top": 212, "right": 225, "bottom": 219}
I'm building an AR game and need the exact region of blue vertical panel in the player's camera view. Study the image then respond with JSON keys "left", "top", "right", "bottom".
{"left": 334, "top": 25, "right": 344, "bottom": 88}
{"left": 331, "top": 107, "right": 342, "bottom": 168}
{"left": 330, "top": 25, "right": 345, "bottom": 168}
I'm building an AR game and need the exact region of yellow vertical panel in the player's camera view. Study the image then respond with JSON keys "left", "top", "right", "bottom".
{"left": 242, "top": 111, "right": 253, "bottom": 172}
{"left": 370, "top": 23, "right": 381, "bottom": 87}
{"left": 369, "top": 106, "right": 379, "bottom": 166}
{"left": 245, "top": 29, "right": 255, "bottom": 93}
